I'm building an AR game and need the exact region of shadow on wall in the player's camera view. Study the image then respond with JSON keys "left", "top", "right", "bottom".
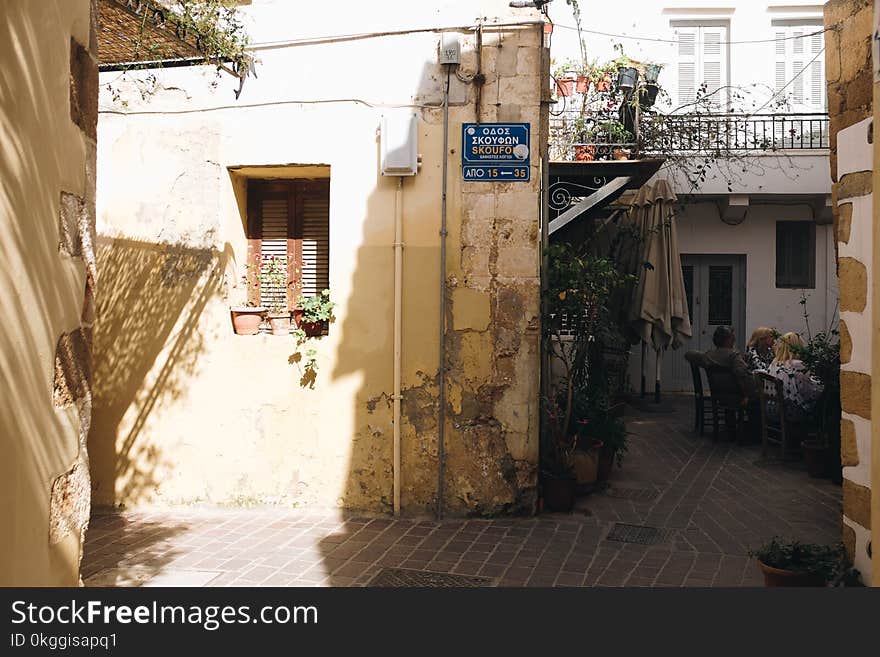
{"left": 89, "top": 236, "right": 231, "bottom": 508}
{"left": 0, "top": 1, "right": 94, "bottom": 584}
{"left": 328, "top": 53, "right": 449, "bottom": 518}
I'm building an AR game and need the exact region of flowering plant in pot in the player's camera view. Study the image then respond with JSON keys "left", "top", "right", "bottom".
{"left": 230, "top": 262, "right": 267, "bottom": 335}
{"left": 258, "top": 255, "right": 292, "bottom": 336}
{"left": 748, "top": 538, "right": 849, "bottom": 587}
{"left": 293, "top": 289, "right": 335, "bottom": 337}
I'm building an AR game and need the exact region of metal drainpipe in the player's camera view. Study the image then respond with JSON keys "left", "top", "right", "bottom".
{"left": 393, "top": 176, "right": 403, "bottom": 516}
{"left": 437, "top": 66, "right": 451, "bottom": 520}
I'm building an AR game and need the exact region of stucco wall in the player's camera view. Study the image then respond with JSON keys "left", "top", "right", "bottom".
{"left": 92, "top": 1, "right": 545, "bottom": 516}
{"left": 0, "top": 0, "right": 97, "bottom": 585}
{"left": 825, "top": 0, "right": 873, "bottom": 581}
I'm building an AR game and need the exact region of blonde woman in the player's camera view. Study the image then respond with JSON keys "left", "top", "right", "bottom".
{"left": 745, "top": 326, "right": 776, "bottom": 372}
{"left": 767, "top": 332, "right": 822, "bottom": 421}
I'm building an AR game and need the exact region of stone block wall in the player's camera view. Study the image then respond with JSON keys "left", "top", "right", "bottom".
{"left": 0, "top": 0, "right": 97, "bottom": 585}
{"left": 825, "top": 0, "right": 873, "bottom": 580}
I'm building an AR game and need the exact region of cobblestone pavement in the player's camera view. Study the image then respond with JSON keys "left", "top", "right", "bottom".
{"left": 82, "top": 397, "right": 842, "bottom": 587}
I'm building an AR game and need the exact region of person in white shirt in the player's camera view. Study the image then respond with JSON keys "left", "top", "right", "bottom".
{"left": 745, "top": 326, "right": 776, "bottom": 372}
{"left": 767, "top": 332, "right": 822, "bottom": 422}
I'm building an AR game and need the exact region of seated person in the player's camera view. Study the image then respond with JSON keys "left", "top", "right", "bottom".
{"left": 700, "top": 325, "right": 756, "bottom": 402}
{"left": 745, "top": 326, "right": 776, "bottom": 372}
{"left": 767, "top": 332, "right": 822, "bottom": 423}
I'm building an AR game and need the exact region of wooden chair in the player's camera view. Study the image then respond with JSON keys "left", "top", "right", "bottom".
{"left": 684, "top": 351, "right": 712, "bottom": 435}
{"left": 705, "top": 365, "right": 747, "bottom": 443}
{"left": 754, "top": 371, "right": 797, "bottom": 459}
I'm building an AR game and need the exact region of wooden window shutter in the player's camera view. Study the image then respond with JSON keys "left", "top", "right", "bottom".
{"left": 300, "top": 187, "right": 330, "bottom": 298}
{"left": 260, "top": 194, "right": 289, "bottom": 309}
{"left": 675, "top": 26, "right": 697, "bottom": 106}
{"left": 247, "top": 179, "right": 330, "bottom": 310}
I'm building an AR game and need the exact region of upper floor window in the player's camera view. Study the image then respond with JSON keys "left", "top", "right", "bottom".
{"left": 772, "top": 19, "right": 825, "bottom": 111}
{"left": 776, "top": 221, "right": 816, "bottom": 289}
{"left": 671, "top": 21, "right": 730, "bottom": 111}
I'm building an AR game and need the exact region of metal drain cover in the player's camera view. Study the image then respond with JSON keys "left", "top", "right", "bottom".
{"left": 604, "top": 486, "right": 658, "bottom": 502}
{"left": 605, "top": 523, "right": 673, "bottom": 545}
{"left": 368, "top": 568, "right": 493, "bottom": 587}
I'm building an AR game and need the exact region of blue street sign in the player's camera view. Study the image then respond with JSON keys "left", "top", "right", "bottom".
{"left": 463, "top": 165, "right": 530, "bottom": 181}
{"left": 462, "top": 123, "right": 530, "bottom": 181}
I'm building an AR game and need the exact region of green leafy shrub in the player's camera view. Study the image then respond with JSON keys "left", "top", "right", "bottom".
{"left": 749, "top": 538, "right": 847, "bottom": 582}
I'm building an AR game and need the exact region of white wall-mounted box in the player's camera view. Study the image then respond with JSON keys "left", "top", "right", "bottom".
{"left": 380, "top": 113, "right": 418, "bottom": 176}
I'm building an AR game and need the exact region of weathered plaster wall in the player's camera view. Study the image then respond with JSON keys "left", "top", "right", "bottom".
{"left": 0, "top": 0, "right": 97, "bottom": 585}
{"left": 92, "top": 0, "right": 545, "bottom": 516}
{"left": 825, "top": 0, "right": 873, "bottom": 581}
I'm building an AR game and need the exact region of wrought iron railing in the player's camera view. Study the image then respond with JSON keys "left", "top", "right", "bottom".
{"left": 550, "top": 111, "right": 830, "bottom": 161}
{"left": 644, "top": 113, "right": 830, "bottom": 152}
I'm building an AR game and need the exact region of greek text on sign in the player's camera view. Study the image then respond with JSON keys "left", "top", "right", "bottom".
{"left": 463, "top": 123, "right": 530, "bottom": 163}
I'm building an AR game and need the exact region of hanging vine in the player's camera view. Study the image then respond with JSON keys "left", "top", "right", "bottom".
{"left": 103, "top": 0, "right": 252, "bottom": 104}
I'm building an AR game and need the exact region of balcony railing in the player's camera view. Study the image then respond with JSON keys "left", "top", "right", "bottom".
{"left": 645, "top": 113, "right": 830, "bottom": 152}
{"left": 550, "top": 111, "right": 830, "bottom": 161}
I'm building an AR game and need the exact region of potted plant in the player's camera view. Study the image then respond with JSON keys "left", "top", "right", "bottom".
{"left": 793, "top": 330, "right": 841, "bottom": 481}
{"left": 541, "top": 398, "right": 578, "bottom": 512}
{"left": 293, "top": 289, "right": 335, "bottom": 337}
{"left": 596, "top": 120, "right": 632, "bottom": 145}
{"left": 542, "top": 244, "right": 634, "bottom": 503}
{"left": 594, "top": 70, "right": 613, "bottom": 92}
{"left": 230, "top": 303, "right": 266, "bottom": 335}
{"left": 259, "top": 254, "right": 292, "bottom": 336}
{"left": 749, "top": 538, "right": 846, "bottom": 587}
{"left": 230, "top": 265, "right": 266, "bottom": 335}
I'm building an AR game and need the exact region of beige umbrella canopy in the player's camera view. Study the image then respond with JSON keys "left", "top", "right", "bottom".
{"left": 627, "top": 179, "right": 692, "bottom": 400}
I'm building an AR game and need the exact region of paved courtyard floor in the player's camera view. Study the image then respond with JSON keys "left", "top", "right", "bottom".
{"left": 82, "top": 397, "right": 842, "bottom": 587}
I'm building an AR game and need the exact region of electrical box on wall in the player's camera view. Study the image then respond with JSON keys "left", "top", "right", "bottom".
{"left": 439, "top": 32, "right": 461, "bottom": 65}
{"left": 380, "top": 113, "right": 418, "bottom": 176}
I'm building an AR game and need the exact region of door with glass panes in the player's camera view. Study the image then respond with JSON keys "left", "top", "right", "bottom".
{"left": 665, "top": 254, "right": 746, "bottom": 391}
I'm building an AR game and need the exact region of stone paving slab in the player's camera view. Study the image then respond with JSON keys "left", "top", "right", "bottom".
{"left": 82, "top": 397, "right": 842, "bottom": 587}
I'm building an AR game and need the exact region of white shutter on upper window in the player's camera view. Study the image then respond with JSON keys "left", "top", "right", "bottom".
{"left": 773, "top": 22, "right": 825, "bottom": 111}
{"left": 675, "top": 26, "right": 698, "bottom": 106}
{"left": 672, "top": 23, "right": 728, "bottom": 110}
{"left": 701, "top": 26, "right": 727, "bottom": 109}
{"left": 808, "top": 31, "right": 825, "bottom": 109}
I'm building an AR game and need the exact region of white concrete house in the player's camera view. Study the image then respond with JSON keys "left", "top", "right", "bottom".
{"left": 549, "top": 0, "right": 835, "bottom": 392}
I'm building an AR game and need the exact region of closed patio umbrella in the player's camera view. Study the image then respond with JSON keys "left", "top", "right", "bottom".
{"left": 627, "top": 179, "right": 692, "bottom": 402}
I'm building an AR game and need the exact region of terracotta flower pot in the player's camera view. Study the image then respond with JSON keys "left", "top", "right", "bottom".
{"left": 230, "top": 306, "right": 266, "bottom": 335}
{"left": 576, "top": 75, "right": 590, "bottom": 93}
{"left": 267, "top": 312, "right": 291, "bottom": 336}
{"left": 612, "top": 147, "right": 631, "bottom": 161}
{"left": 571, "top": 438, "right": 603, "bottom": 492}
{"left": 574, "top": 144, "right": 595, "bottom": 161}
{"left": 556, "top": 77, "right": 575, "bottom": 97}
{"left": 595, "top": 74, "right": 612, "bottom": 92}
{"left": 292, "top": 308, "right": 326, "bottom": 337}
{"left": 757, "top": 560, "right": 825, "bottom": 587}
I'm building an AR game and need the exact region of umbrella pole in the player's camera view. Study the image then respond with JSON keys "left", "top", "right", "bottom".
{"left": 654, "top": 347, "right": 663, "bottom": 403}
{"left": 640, "top": 342, "right": 647, "bottom": 399}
